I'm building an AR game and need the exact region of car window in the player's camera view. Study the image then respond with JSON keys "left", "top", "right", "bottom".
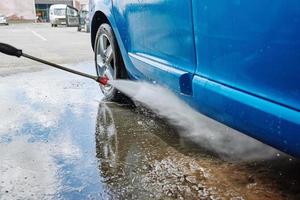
{"left": 54, "top": 8, "right": 66, "bottom": 16}
{"left": 67, "top": 7, "right": 78, "bottom": 17}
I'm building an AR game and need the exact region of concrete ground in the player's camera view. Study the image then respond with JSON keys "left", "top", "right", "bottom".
{"left": 0, "top": 23, "right": 300, "bottom": 200}
{"left": 0, "top": 23, "right": 93, "bottom": 76}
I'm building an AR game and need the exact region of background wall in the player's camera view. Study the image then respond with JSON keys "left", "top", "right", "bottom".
{"left": 0, "top": 0, "right": 36, "bottom": 21}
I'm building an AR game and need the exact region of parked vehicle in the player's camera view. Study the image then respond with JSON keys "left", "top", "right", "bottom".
{"left": 0, "top": 13, "right": 8, "bottom": 25}
{"left": 50, "top": 4, "right": 79, "bottom": 27}
{"left": 89, "top": 0, "right": 300, "bottom": 158}
{"left": 77, "top": 9, "right": 90, "bottom": 32}
{"left": 50, "top": 4, "right": 67, "bottom": 27}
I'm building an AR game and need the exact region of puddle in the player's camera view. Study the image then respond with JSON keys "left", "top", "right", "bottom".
{"left": 95, "top": 103, "right": 300, "bottom": 200}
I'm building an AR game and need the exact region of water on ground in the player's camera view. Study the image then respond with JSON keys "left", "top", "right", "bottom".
{"left": 0, "top": 62, "right": 299, "bottom": 199}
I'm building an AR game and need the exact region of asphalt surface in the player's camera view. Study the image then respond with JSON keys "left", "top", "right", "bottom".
{"left": 1, "top": 23, "right": 300, "bottom": 200}
{"left": 0, "top": 23, "right": 93, "bottom": 76}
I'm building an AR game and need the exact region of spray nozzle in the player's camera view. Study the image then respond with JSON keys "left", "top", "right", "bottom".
{"left": 98, "top": 76, "right": 109, "bottom": 86}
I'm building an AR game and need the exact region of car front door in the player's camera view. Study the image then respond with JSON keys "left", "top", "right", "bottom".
{"left": 113, "top": 0, "right": 196, "bottom": 93}
{"left": 66, "top": 6, "right": 79, "bottom": 27}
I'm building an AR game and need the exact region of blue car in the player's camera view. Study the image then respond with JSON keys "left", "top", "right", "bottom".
{"left": 89, "top": 0, "right": 300, "bottom": 157}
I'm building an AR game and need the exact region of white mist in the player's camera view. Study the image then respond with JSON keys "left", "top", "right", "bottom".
{"left": 111, "top": 80, "right": 280, "bottom": 161}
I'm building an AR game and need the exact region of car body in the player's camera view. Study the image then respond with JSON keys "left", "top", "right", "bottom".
{"left": 0, "top": 14, "right": 8, "bottom": 25}
{"left": 89, "top": 0, "right": 300, "bottom": 157}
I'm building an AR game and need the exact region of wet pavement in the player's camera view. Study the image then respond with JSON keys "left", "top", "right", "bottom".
{"left": 0, "top": 23, "right": 92, "bottom": 75}
{"left": 0, "top": 62, "right": 300, "bottom": 200}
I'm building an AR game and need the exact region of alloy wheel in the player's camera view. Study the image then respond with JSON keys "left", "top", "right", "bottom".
{"left": 95, "top": 32, "right": 116, "bottom": 96}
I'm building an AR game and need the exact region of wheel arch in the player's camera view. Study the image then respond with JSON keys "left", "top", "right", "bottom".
{"left": 91, "top": 8, "right": 139, "bottom": 80}
{"left": 91, "top": 11, "right": 110, "bottom": 50}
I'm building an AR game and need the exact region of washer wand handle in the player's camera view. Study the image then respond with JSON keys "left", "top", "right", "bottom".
{"left": 0, "top": 43, "right": 22, "bottom": 57}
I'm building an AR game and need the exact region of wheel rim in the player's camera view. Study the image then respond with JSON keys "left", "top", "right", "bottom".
{"left": 96, "top": 33, "right": 116, "bottom": 95}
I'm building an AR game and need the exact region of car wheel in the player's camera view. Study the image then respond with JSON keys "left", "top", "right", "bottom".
{"left": 94, "top": 23, "right": 128, "bottom": 102}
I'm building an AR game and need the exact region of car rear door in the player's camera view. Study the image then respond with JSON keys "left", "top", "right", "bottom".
{"left": 192, "top": 0, "right": 300, "bottom": 110}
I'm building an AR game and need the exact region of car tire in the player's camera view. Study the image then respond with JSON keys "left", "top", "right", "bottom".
{"left": 94, "top": 23, "right": 129, "bottom": 102}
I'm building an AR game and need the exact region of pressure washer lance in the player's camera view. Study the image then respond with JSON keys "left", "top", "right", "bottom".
{"left": 0, "top": 43, "right": 109, "bottom": 85}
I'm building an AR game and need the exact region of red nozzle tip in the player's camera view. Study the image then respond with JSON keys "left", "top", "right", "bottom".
{"left": 98, "top": 76, "right": 109, "bottom": 85}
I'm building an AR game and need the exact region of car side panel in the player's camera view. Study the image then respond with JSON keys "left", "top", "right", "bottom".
{"left": 191, "top": 0, "right": 300, "bottom": 156}
{"left": 90, "top": 0, "right": 300, "bottom": 157}
{"left": 192, "top": 76, "right": 300, "bottom": 157}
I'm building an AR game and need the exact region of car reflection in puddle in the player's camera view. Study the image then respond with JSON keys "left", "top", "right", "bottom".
{"left": 95, "top": 102, "right": 300, "bottom": 200}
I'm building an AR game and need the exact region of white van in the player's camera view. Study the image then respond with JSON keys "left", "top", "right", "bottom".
{"left": 50, "top": 4, "right": 79, "bottom": 27}
{"left": 49, "top": 4, "right": 67, "bottom": 27}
